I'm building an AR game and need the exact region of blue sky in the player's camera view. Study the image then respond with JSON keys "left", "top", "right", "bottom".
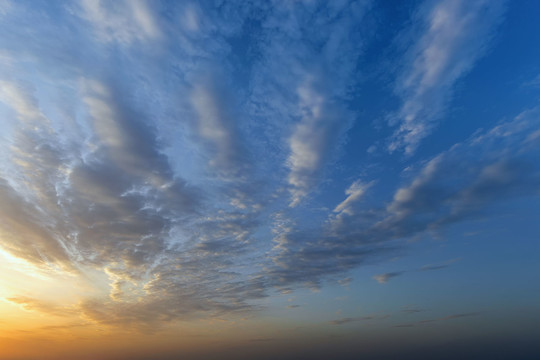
{"left": 0, "top": 1, "right": 539, "bottom": 359}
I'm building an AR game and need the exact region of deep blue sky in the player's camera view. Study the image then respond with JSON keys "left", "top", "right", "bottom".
{"left": 0, "top": 1, "right": 539, "bottom": 359}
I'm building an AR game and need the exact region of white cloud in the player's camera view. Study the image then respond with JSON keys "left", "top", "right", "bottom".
{"left": 78, "top": 0, "right": 161, "bottom": 45}
{"left": 0, "top": 0, "right": 11, "bottom": 16}
{"left": 269, "top": 106, "right": 540, "bottom": 287}
{"left": 181, "top": 5, "right": 201, "bottom": 33}
{"left": 246, "top": 1, "right": 369, "bottom": 207}
{"left": 388, "top": 0, "right": 505, "bottom": 154}
{"left": 2, "top": 0, "right": 539, "bottom": 331}
{"left": 190, "top": 79, "right": 246, "bottom": 177}
{"left": 287, "top": 80, "right": 347, "bottom": 207}
{"left": 0, "top": 80, "right": 44, "bottom": 123}
{"left": 334, "top": 180, "right": 374, "bottom": 215}
{"left": 525, "top": 73, "right": 540, "bottom": 88}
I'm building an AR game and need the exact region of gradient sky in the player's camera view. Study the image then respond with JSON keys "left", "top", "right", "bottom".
{"left": 0, "top": 1, "right": 539, "bottom": 359}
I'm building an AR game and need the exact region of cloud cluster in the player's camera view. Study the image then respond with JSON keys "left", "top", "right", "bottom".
{"left": 247, "top": 0, "right": 371, "bottom": 206}
{"left": 0, "top": 0, "right": 538, "bottom": 331}
{"left": 0, "top": 74, "right": 267, "bottom": 328}
{"left": 268, "top": 107, "right": 540, "bottom": 288}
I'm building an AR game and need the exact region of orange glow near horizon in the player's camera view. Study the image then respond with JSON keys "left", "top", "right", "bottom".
{"left": 0, "top": 246, "right": 290, "bottom": 360}
{"left": 2, "top": 1, "right": 540, "bottom": 359}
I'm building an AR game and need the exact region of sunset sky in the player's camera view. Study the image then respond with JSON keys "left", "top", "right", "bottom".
{"left": 0, "top": 0, "right": 539, "bottom": 359}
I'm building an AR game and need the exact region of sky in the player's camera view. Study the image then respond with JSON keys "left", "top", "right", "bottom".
{"left": 0, "top": 0, "right": 539, "bottom": 359}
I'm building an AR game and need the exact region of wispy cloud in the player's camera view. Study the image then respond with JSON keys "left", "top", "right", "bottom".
{"left": 373, "top": 272, "right": 404, "bottom": 284}
{"left": 401, "top": 305, "right": 424, "bottom": 314}
{"left": 77, "top": 0, "right": 161, "bottom": 45}
{"left": 420, "top": 258, "right": 461, "bottom": 271}
{"left": 0, "top": 75, "right": 262, "bottom": 327}
{"left": 333, "top": 180, "right": 374, "bottom": 215}
{"left": 330, "top": 314, "right": 388, "bottom": 325}
{"left": 247, "top": 1, "right": 371, "bottom": 207}
{"left": 6, "top": 296, "right": 77, "bottom": 317}
{"left": 0, "top": 1, "right": 538, "bottom": 333}
{"left": 270, "top": 107, "right": 540, "bottom": 288}
{"left": 287, "top": 80, "right": 349, "bottom": 207}
{"left": 373, "top": 258, "right": 462, "bottom": 283}
{"left": 525, "top": 73, "right": 540, "bottom": 88}
{"left": 394, "top": 312, "right": 481, "bottom": 328}
{"left": 388, "top": 0, "right": 505, "bottom": 154}
{"left": 0, "top": 0, "right": 12, "bottom": 16}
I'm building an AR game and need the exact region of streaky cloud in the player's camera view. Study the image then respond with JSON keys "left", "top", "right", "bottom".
{"left": 394, "top": 312, "right": 481, "bottom": 328}
{"left": 6, "top": 296, "right": 77, "bottom": 317}
{"left": 246, "top": 0, "right": 371, "bottom": 206}
{"left": 0, "top": 1, "right": 539, "bottom": 335}
{"left": 373, "top": 272, "right": 404, "bottom": 284}
{"left": 420, "top": 258, "right": 461, "bottom": 271}
{"left": 330, "top": 314, "right": 389, "bottom": 325}
{"left": 388, "top": 0, "right": 505, "bottom": 154}
{"left": 372, "top": 258, "right": 461, "bottom": 283}
{"left": 267, "top": 106, "right": 540, "bottom": 288}
{"left": 287, "top": 79, "right": 349, "bottom": 207}
{"left": 77, "top": 0, "right": 161, "bottom": 45}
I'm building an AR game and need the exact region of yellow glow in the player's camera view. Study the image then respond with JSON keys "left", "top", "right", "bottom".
{"left": 0, "top": 247, "right": 52, "bottom": 282}
{"left": 0, "top": 247, "right": 305, "bottom": 360}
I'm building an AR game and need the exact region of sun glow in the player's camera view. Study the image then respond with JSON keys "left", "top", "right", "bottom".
{"left": 1, "top": 1, "right": 539, "bottom": 359}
